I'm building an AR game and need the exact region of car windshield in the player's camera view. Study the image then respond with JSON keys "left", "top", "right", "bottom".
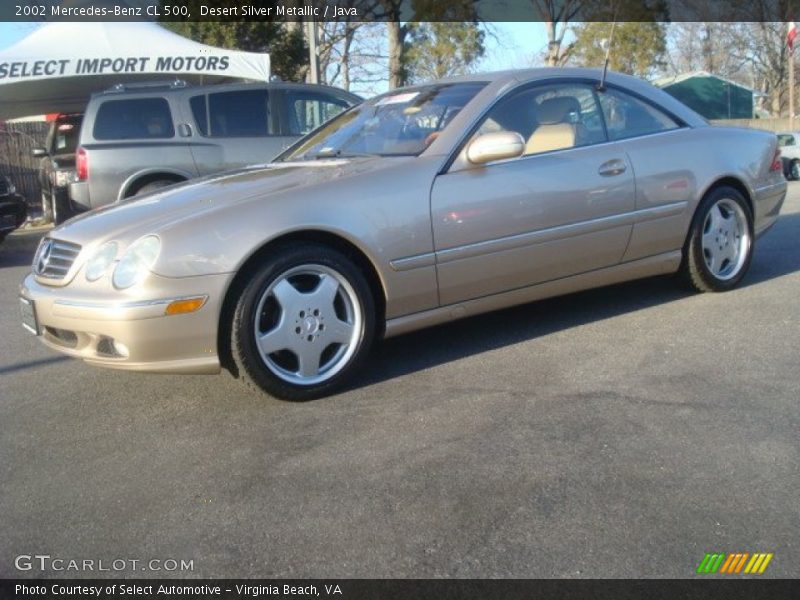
{"left": 280, "top": 82, "right": 487, "bottom": 160}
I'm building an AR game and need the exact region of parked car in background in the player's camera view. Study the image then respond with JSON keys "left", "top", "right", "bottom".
{"left": 22, "top": 69, "right": 785, "bottom": 400}
{"left": 32, "top": 113, "right": 82, "bottom": 224}
{"left": 777, "top": 131, "right": 800, "bottom": 180}
{"left": 0, "top": 174, "right": 27, "bottom": 243}
{"left": 69, "top": 81, "right": 361, "bottom": 211}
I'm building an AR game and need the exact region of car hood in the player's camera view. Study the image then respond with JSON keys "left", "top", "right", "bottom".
{"left": 52, "top": 158, "right": 408, "bottom": 247}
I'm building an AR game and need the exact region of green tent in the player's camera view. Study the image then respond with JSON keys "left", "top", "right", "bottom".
{"left": 654, "top": 72, "right": 754, "bottom": 120}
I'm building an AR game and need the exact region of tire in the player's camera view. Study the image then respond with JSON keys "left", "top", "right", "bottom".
{"left": 230, "top": 243, "right": 376, "bottom": 401}
{"left": 41, "top": 191, "right": 53, "bottom": 223}
{"left": 135, "top": 180, "right": 178, "bottom": 196}
{"left": 791, "top": 160, "right": 800, "bottom": 181}
{"left": 679, "top": 186, "right": 753, "bottom": 293}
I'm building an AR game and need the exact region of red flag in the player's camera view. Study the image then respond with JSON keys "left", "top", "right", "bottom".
{"left": 789, "top": 21, "right": 797, "bottom": 52}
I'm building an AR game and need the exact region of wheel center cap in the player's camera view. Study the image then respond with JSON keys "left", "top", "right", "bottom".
{"left": 302, "top": 316, "right": 319, "bottom": 334}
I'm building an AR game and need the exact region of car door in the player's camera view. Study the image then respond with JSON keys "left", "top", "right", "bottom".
{"left": 187, "top": 88, "right": 280, "bottom": 174}
{"left": 431, "top": 81, "right": 637, "bottom": 306}
{"left": 592, "top": 86, "right": 699, "bottom": 262}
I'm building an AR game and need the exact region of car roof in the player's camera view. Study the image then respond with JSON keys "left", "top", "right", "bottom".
{"left": 395, "top": 68, "right": 708, "bottom": 129}
{"left": 90, "top": 80, "right": 361, "bottom": 101}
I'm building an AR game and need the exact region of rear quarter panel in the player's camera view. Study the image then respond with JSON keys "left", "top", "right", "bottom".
{"left": 620, "top": 125, "right": 783, "bottom": 262}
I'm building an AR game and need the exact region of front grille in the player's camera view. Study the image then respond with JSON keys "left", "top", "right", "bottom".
{"left": 34, "top": 238, "right": 82, "bottom": 280}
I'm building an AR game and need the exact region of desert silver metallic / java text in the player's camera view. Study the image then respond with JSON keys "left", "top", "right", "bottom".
{"left": 701, "top": 199, "right": 751, "bottom": 281}
{"left": 254, "top": 265, "right": 362, "bottom": 386}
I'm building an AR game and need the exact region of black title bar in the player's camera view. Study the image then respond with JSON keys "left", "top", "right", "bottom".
{"left": 3, "top": 0, "right": 800, "bottom": 23}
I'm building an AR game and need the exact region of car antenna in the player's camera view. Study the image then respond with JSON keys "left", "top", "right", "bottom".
{"left": 597, "top": 2, "right": 619, "bottom": 92}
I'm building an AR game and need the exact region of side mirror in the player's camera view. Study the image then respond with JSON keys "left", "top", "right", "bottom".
{"left": 32, "top": 147, "right": 47, "bottom": 157}
{"left": 466, "top": 131, "right": 525, "bottom": 165}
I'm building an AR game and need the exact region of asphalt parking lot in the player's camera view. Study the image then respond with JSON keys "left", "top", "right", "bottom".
{"left": 1, "top": 186, "right": 798, "bottom": 579}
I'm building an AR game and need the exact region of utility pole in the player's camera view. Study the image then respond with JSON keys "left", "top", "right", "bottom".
{"left": 791, "top": 50, "right": 795, "bottom": 129}
{"left": 307, "top": 20, "right": 320, "bottom": 85}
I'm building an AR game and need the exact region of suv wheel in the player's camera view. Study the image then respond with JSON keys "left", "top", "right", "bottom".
{"left": 41, "top": 192, "right": 53, "bottom": 223}
{"left": 135, "top": 180, "right": 178, "bottom": 196}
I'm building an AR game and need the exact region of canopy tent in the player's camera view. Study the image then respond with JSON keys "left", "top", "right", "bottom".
{"left": 0, "top": 22, "right": 270, "bottom": 119}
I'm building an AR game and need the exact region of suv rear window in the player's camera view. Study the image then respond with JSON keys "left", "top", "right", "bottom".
{"left": 207, "top": 89, "right": 272, "bottom": 137}
{"left": 93, "top": 98, "right": 175, "bottom": 140}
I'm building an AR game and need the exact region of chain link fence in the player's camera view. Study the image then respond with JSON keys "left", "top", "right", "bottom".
{"left": 0, "top": 121, "right": 48, "bottom": 217}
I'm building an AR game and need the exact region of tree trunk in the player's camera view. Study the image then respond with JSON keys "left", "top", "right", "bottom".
{"left": 387, "top": 21, "right": 406, "bottom": 88}
{"left": 341, "top": 25, "right": 354, "bottom": 91}
{"left": 544, "top": 21, "right": 560, "bottom": 67}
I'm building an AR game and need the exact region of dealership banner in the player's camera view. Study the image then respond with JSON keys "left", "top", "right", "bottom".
{"left": 2, "top": 0, "right": 800, "bottom": 23}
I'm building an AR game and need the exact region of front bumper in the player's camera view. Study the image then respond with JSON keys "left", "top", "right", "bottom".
{"left": 20, "top": 272, "right": 230, "bottom": 374}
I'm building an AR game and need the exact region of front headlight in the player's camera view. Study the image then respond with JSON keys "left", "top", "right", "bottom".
{"left": 85, "top": 241, "right": 118, "bottom": 282}
{"left": 112, "top": 235, "right": 161, "bottom": 289}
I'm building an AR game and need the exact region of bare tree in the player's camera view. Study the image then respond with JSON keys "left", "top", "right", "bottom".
{"left": 666, "top": 23, "right": 751, "bottom": 84}
{"left": 531, "top": 0, "right": 584, "bottom": 66}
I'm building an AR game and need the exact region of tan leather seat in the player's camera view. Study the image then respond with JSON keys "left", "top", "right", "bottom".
{"left": 525, "top": 97, "right": 581, "bottom": 155}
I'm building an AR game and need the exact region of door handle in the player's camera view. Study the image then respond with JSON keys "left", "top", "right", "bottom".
{"left": 598, "top": 159, "right": 627, "bottom": 177}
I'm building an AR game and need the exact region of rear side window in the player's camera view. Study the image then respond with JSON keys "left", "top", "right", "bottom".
{"left": 284, "top": 91, "right": 351, "bottom": 135}
{"left": 778, "top": 134, "right": 795, "bottom": 147}
{"left": 93, "top": 98, "right": 174, "bottom": 140}
{"left": 598, "top": 88, "right": 679, "bottom": 141}
{"left": 208, "top": 89, "right": 271, "bottom": 137}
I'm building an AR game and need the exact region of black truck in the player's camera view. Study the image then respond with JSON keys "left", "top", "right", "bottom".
{"left": 32, "top": 113, "right": 82, "bottom": 224}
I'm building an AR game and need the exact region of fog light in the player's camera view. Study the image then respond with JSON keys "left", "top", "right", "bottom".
{"left": 165, "top": 296, "right": 207, "bottom": 316}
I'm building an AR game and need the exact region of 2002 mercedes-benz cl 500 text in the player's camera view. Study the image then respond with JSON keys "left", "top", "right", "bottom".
{"left": 20, "top": 69, "right": 786, "bottom": 400}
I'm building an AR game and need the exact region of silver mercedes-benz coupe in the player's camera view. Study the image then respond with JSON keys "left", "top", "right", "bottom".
{"left": 20, "top": 69, "right": 786, "bottom": 400}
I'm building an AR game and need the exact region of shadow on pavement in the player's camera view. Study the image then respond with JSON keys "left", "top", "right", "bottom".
{"left": 360, "top": 211, "right": 800, "bottom": 389}
{"left": 0, "top": 229, "right": 46, "bottom": 269}
{"left": 0, "top": 355, "right": 71, "bottom": 376}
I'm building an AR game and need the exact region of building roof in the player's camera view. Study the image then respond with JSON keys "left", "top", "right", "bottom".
{"left": 653, "top": 71, "right": 756, "bottom": 92}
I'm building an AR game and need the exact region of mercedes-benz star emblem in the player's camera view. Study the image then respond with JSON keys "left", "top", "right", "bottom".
{"left": 35, "top": 239, "right": 53, "bottom": 275}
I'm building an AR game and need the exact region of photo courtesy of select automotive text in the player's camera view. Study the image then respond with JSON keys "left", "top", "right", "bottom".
{"left": 1, "top": 0, "right": 799, "bottom": 598}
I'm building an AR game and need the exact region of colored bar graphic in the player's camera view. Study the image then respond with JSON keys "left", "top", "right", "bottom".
{"left": 734, "top": 553, "right": 749, "bottom": 573}
{"left": 758, "top": 553, "right": 773, "bottom": 573}
{"left": 699, "top": 552, "right": 773, "bottom": 575}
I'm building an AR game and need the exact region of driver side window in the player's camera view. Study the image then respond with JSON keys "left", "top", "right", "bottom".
{"left": 478, "top": 83, "right": 607, "bottom": 156}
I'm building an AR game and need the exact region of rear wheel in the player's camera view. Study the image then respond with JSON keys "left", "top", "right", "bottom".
{"left": 679, "top": 186, "right": 753, "bottom": 292}
{"left": 791, "top": 160, "right": 800, "bottom": 181}
{"left": 230, "top": 244, "right": 375, "bottom": 401}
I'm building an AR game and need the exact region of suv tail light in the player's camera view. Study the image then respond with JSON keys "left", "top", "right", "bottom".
{"left": 76, "top": 147, "right": 88, "bottom": 181}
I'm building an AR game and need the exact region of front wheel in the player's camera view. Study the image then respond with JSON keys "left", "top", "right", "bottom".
{"left": 230, "top": 244, "right": 375, "bottom": 401}
{"left": 679, "top": 186, "right": 753, "bottom": 292}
